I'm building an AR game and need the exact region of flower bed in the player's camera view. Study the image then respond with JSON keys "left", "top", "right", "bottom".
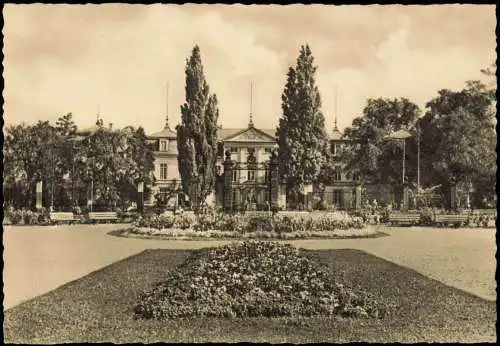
{"left": 134, "top": 241, "right": 394, "bottom": 319}
{"left": 122, "top": 211, "right": 372, "bottom": 239}
{"left": 117, "top": 226, "right": 380, "bottom": 240}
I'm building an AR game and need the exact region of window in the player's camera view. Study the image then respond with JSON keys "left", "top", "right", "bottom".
{"left": 160, "top": 140, "right": 168, "bottom": 152}
{"left": 160, "top": 163, "right": 168, "bottom": 180}
{"left": 265, "top": 148, "right": 272, "bottom": 153}
{"left": 264, "top": 168, "right": 269, "bottom": 182}
{"left": 230, "top": 147, "right": 238, "bottom": 153}
{"left": 247, "top": 170, "right": 256, "bottom": 181}
{"left": 232, "top": 170, "right": 238, "bottom": 182}
{"left": 353, "top": 172, "right": 360, "bottom": 181}
{"left": 333, "top": 166, "right": 342, "bottom": 181}
{"left": 332, "top": 143, "right": 342, "bottom": 156}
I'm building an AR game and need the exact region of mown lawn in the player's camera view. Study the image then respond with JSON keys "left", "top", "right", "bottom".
{"left": 3, "top": 248, "right": 496, "bottom": 343}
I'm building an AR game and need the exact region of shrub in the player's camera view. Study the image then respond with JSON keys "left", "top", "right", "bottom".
{"left": 134, "top": 241, "right": 393, "bottom": 320}
{"left": 9, "top": 210, "right": 23, "bottom": 225}
{"left": 246, "top": 215, "right": 274, "bottom": 233}
{"left": 419, "top": 208, "right": 435, "bottom": 226}
{"left": 214, "top": 213, "right": 248, "bottom": 233}
{"left": 174, "top": 214, "right": 192, "bottom": 230}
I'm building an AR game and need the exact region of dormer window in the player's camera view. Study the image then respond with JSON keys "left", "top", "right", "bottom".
{"left": 160, "top": 140, "right": 168, "bottom": 152}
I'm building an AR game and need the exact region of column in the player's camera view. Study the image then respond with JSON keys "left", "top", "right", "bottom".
{"left": 343, "top": 188, "right": 352, "bottom": 211}
{"left": 355, "top": 185, "right": 362, "bottom": 211}
{"left": 137, "top": 181, "right": 144, "bottom": 214}
{"left": 223, "top": 151, "right": 234, "bottom": 213}
{"left": 403, "top": 187, "right": 409, "bottom": 211}
{"left": 36, "top": 181, "right": 43, "bottom": 211}
{"left": 269, "top": 152, "right": 279, "bottom": 209}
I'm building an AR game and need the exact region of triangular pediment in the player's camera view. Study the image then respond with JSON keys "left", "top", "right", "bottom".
{"left": 223, "top": 127, "right": 276, "bottom": 143}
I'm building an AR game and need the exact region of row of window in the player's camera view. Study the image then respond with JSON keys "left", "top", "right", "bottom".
{"left": 331, "top": 169, "right": 360, "bottom": 182}
{"left": 232, "top": 169, "right": 269, "bottom": 182}
{"left": 229, "top": 147, "right": 273, "bottom": 154}
{"left": 160, "top": 141, "right": 343, "bottom": 156}
{"left": 157, "top": 163, "right": 357, "bottom": 182}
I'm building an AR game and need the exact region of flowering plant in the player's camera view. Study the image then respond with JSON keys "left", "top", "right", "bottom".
{"left": 135, "top": 241, "right": 393, "bottom": 320}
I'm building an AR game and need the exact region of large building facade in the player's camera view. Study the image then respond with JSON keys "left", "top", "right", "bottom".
{"left": 148, "top": 116, "right": 362, "bottom": 211}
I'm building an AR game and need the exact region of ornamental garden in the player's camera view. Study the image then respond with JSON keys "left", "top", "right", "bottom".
{"left": 3, "top": 45, "right": 497, "bottom": 343}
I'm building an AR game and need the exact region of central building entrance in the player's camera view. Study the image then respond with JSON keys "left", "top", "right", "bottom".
{"left": 230, "top": 149, "right": 271, "bottom": 211}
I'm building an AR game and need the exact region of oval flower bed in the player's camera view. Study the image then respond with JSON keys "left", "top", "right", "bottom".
{"left": 134, "top": 241, "right": 394, "bottom": 319}
{"left": 113, "top": 212, "right": 384, "bottom": 240}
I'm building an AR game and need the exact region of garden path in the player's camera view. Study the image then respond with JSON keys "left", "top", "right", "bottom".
{"left": 3, "top": 224, "right": 496, "bottom": 310}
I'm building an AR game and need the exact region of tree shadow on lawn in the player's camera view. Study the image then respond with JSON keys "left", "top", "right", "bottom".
{"left": 3, "top": 248, "right": 496, "bottom": 344}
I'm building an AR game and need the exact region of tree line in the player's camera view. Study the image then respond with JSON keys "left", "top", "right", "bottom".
{"left": 3, "top": 44, "right": 496, "bottom": 211}
{"left": 3, "top": 114, "right": 155, "bottom": 211}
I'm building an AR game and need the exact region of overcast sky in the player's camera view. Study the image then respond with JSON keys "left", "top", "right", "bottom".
{"left": 3, "top": 4, "right": 496, "bottom": 134}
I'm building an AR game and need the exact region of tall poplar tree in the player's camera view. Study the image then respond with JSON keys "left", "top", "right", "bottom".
{"left": 276, "top": 44, "right": 328, "bottom": 205}
{"left": 177, "top": 45, "right": 219, "bottom": 211}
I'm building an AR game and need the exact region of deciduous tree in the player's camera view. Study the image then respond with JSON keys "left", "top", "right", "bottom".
{"left": 342, "top": 98, "right": 421, "bottom": 187}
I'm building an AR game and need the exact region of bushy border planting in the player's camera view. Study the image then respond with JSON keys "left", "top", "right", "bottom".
{"left": 134, "top": 241, "right": 394, "bottom": 319}
{"left": 118, "top": 211, "right": 378, "bottom": 240}
{"left": 114, "top": 226, "right": 381, "bottom": 240}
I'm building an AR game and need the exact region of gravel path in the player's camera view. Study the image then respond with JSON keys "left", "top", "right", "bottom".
{"left": 3, "top": 224, "right": 496, "bottom": 310}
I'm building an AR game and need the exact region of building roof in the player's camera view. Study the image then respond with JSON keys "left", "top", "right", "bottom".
{"left": 219, "top": 128, "right": 275, "bottom": 140}
{"left": 78, "top": 124, "right": 112, "bottom": 136}
{"left": 149, "top": 126, "right": 177, "bottom": 139}
{"left": 329, "top": 127, "right": 344, "bottom": 141}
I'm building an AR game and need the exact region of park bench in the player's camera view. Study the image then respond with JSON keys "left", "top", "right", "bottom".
{"left": 434, "top": 214, "right": 469, "bottom": 227}
{"left": 88, "top": 212, "right": 118, "bottom": 223}
{"left": 49, "top": 212, "right": 78, "bottom": 225}
{"left": 388, "top": 213, "right": 421, "bottom": 226}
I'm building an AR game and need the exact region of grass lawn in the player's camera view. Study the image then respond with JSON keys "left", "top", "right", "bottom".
{"left": 3, "top": 248, "right": 496, "bottom": 343}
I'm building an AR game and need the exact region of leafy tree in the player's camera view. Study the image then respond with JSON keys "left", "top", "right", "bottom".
{"left": 176, "top": 45, "right": 219, "bottom": 212}
{"left": 4, "top": 123, "right": 35, "bottom": 208}
{"left": 276, "top": 44, "right": 328, "bottom": 204}
{"left": 76, "top": 124, "right": 155, "bottom": 211}
{"left": 53, "top": 113, "right": 80, "bottom": 207}
{"left": 119, "top": 126, "right": 156, "bottom": 210}
{"left": 480, "top": 61, "right": 496, "bottom": 96}
{"left": 3, "top": 121, "right": 63, "bottom": 209}
{"left": 55, "top": 112, "right": 77, "bottom": 136}
{"left": 420, "top": 80, "right": 496, "bottom": 208}
{"left": 342, "top": 98, "right": 421, "bottom": 187}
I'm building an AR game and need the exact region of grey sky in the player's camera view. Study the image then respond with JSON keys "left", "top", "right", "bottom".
{"left": 3, "top": 4, "right": 496, "bottom": 134}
